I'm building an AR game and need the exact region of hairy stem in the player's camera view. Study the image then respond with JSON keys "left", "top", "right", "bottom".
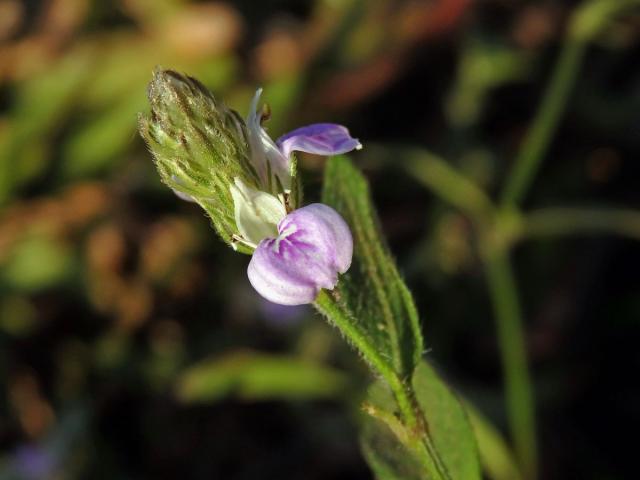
{"left": 314, "top": 290, "right": 450, "bottom": 480}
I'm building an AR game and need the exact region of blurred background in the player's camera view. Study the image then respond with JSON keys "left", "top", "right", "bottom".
{"left": 0, "top": 0, "right": 639, "bottom": 478}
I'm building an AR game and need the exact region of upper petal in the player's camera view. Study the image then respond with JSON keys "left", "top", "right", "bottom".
{"left": 247, "top": 89, "right": 291, "bottom": 189}
{"left": 276, "top": 123, "right": 362, "bottom": 160}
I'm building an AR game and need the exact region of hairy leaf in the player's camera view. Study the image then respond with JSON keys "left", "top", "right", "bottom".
{"left": 322, "top": 155, "right": 423, "bottom": 379}
{"left": 363, "top": 361, "right": 482, "bottom": 480}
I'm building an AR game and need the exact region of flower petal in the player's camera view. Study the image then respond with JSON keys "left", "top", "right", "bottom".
{"left": 246, "top": 89, "right": 291, "bottom": 189}
{"left": 276, "top": 123, "right": 362, "bottom": 160}
{"left": 247, "top": 203, "right": 353, "bottom": 305}
{"left": 278, "top": 203, "right": 353, "bottom": 274}
{"left": 247, "top": 237, "right": 327, "bottom": 305}
{"left": 230, "top": 177, "right": 286, "bottom": 247}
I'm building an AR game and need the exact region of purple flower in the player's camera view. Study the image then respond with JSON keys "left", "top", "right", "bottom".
{"left": 234, "top": 91, "right": 359, "bottom": 303}
{"left": 248, "top": 203, "right": 353, "bottom": 305}
{"left": 246, "top": 89, "right": 361, "bottom": 192}
{"left": 230, "top": 90, "right": 361, "bottom": 256}
{"left": 165, "top": 87, "right": 359, "bottom": 303}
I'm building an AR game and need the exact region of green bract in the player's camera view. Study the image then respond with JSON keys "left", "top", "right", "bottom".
{"left": 138, "top": 69, "right": 260, "bottom": 253}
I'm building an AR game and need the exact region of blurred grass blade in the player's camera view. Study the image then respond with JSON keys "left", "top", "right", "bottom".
{"left": 0, "top": 51, "right": 94, "bottom": 203}
{"left": 465, "top": 403, "right": 523, "bottom": 480}
{"left": 321, "top": 155, "right": 423, "bottom": 380}
{"left": 61, "top": 90, "right": 148, "bottom": 179}
{"left": 176, "top": 349, "right": 348, "bottom": 403}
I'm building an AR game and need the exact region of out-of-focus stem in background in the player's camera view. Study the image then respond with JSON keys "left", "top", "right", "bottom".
{"left": 500, "top": 0, "right": 640, "bottom": 208}
{"left": 483, "top": 247, "right": 537, "bottom": 480}
{"left": 492, "top": 3, "right": 640, "bottom": 476}
{"left": 499, "top": 38, "right": 586, "bottom": 208}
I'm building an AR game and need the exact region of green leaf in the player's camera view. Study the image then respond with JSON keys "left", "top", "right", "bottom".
{"left": 362, "top": 361, "right": 482, "bottom": 480}
{"left": 360, "top": 387, "right": 425, "bottom": 480}
{"left": 176, "top": 349, "right": 348, "bottom": 403}
{"left": 321, "top": 155, "right": 423, "bottom": 380}
{"left": 412, "top": 362, "right": 481, "bottom": 479}
{"left": 361, "top": 417, "right": 425, "bottom": 479}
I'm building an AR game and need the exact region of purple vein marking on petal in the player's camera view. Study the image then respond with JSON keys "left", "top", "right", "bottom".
{"left": 248, "top": 239, "right": 319, "bottom": 305}
{"left": 276, "top": 123, "right": 362, "bottom": 160}
{"left": 282, "top": 203, "right": 353, "bottom": 274}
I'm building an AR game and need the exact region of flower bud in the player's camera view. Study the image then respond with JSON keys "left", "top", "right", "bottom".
{"left": 138, "top": 69, "right": 260, "bottom": 251}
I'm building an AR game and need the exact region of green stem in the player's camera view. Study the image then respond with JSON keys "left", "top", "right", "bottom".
{"left": 402, "top": 148, "right": 495, "bottom": 225}
{"left": 519, "top": 207, "right": 640, "bottom": 243}
{"left": 501, "top": 39, "right": 587, "bottom": 207}
{"left": 483, "top": 249, "right": 537, "bottom": 480}
{"left": 314, "top": 290, "right": 450, "bottom": 480}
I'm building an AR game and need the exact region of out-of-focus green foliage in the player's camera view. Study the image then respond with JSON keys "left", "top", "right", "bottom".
{"left": 1, "top": 234, "right": 74, "bottom": 291}
{"left": 465, "top": 403, "right": 523, "bottom": 480}
{"left": 176, "top": 349, "right": 348, "bottom": 402}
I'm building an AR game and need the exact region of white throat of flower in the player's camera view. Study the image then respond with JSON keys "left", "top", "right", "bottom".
{"left": 229, "top": 177, "right": 287, "bottom": 250}
{"left": 246, "top": 89, "right": 292, "bottom": 193}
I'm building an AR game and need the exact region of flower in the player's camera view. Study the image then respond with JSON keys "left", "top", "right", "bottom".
{"left": 248, "top": 203, "right": 353, "bottom": 305}
{"left": 230, "top": 89, "right": 361, "bottom": 253}
{"left": 233, "top": 90, "right": 359, "bottom": 305}
{"left": 140, "top": 71, "right": 360, "bottom": 305}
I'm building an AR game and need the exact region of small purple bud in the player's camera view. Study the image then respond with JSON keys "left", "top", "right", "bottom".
{"left": 276, "top": 123, "right": 362, "bottom": 161}
{"left": 247, "top": 203, "right": 353, "bottom": 305}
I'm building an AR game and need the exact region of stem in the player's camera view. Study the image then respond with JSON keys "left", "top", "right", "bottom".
{"left": 402, "top": 148, "right": 495, "bottom": 225}
{"left": 501, "top": 39, "right": 587, "bottom": 207}
{"left": 519, "top": 207, "right": 640, "bottom": 243}
{"left": 314, "top": 290, "right": 450, "bottom": 480}
{"left": 483, "top": 249, "right": 537, "bottom": 480}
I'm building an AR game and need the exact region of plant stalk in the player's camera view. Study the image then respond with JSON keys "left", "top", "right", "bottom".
{"left": 519, "top": 207, "right": 640, "bottom": 243}
{"left": 484, "top": 249, "right": 537, "bottom": 480}
{"left": 501, "top": 39, "right": 587, "bottom": 207}
{"left": 314, "top": 290, "right": 450, "bottom": 480}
